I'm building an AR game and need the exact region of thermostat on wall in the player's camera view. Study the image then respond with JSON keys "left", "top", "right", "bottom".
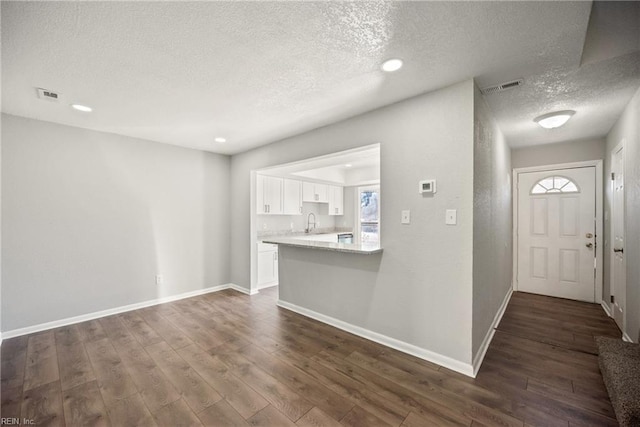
{"left": 419, "top": 179, "right": 437, "bottom": 194}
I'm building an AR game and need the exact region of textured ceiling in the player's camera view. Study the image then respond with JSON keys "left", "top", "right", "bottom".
{"left": 2, "top": 1, "right": 639, "bottom": 154}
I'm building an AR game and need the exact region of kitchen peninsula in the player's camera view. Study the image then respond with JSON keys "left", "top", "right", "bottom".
{"left": 263, "top": 236, "right": 382, "bottom": 254}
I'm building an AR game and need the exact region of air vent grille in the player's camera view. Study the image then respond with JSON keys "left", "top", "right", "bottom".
{"left": 480, "top": 79, "right": 524, "bottom": 95}
{"left": 37, "top": 88, "right": 61, "bottom": 102}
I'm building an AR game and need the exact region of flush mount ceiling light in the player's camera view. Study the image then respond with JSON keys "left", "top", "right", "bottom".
{"left": 381, "top": 58, "right": 403, "bottom": 72}
{"left": 71, "top": 104, "right": 92, "bottom": 112}
{"left": 534, "top": 110, "right": 575, "bottom": 129}
{"left": 345, "top": 163, "right": 352, "bottom": 168}
{"left": 214, "top": 137, "right": 227, "bottom": 143}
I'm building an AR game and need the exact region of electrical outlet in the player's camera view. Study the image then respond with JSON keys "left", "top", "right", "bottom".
{"left": 155, "top": 274, "right": 163, "bottom": 285}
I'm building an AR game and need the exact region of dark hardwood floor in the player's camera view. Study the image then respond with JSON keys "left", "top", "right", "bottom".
{"left": 1, "top": 289, "right": 621, "bottom": 426}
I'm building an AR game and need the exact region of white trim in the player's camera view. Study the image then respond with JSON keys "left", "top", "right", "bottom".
{"left": 472, "top": 288, "right": 513, "bottom": 376}
{"left": 277, "top": 299, "right": 475, "bottom": 378}
{"left": 512, "top": 160, "right": 604, "bottom": 304}
{"left": 0, "top": 332, "right": 3, "bottom": 347}
{"left": 609, "top": 141, "right": 625, "bottom": 331}
{"left": 2, "top": 283, "right": 234, "bottom": 339}
{"left": 601, "top": 301, "right": 613, "bottom": 318}
{"left": 229, "top": 283, "right": 259, "bottom": 295}
{"left": 622, "top": 332, "right": 634, "bottom": 343}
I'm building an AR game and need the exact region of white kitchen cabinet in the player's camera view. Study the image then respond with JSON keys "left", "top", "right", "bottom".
{"left": 302, "top": 182, "right": 329, "bottom": 203}
{"left": 257, "top": 174, "right": 283, "bottom": 215}
{"left": 257, "top": 242, "right": 278, "bottom": 288}
{"left": 283, "top": 179, "right": 303, "bottom": 215}
{"left": 328, "top": 185, "right": 344, "bottom": 216}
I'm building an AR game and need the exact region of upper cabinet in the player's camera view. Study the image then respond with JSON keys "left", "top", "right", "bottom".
{"left": 257, "top": 174, "right": 283, "bottom": 215}
{"left": 302, "top": 182, "right": 329, "bottom": 203}
{"left": 283, "top": 179, "right": 303, "bottom": 215}
{"left": 258, "top": 175, "right": 343, "bottom": 215}
{"left": 328, "top": 185, "right": 344, "bottom": 216}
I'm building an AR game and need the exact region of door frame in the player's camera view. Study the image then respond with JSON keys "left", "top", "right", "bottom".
{"left": 609, "top": 140, "right": 626, "bottom": 331}
{"left": 512, "top": 160, "right": 603, "bottom": 304}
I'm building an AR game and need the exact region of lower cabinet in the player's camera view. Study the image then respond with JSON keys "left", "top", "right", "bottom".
{"left": 257, "top": 242, "right": 278, "bottom": 288}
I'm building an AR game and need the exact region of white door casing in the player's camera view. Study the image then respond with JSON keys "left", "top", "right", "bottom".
{"left": 611, "top": 143, "right": 625, "bottom": 330}
{"left": 517, "top": 167, "right": 596, "bottom": 302}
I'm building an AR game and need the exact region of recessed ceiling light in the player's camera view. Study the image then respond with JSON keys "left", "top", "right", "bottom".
{"left": 345, "top": 163, "right": 353, "bottom": 168}
{"left": 534, "top": 110, "right": 575, "bottom": 129}
{"left": 214, "top": 137, "right": 227, "bottom": 143}
{"left": 381, "top": 58, "right": 403, "bottom": 72}
{"left": 71, "top": 104, "right": 92, "bottom": 112}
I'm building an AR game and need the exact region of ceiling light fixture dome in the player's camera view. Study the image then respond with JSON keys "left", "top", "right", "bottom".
{"left": 381, "top": 58, "right": 403, "bottom": 72}
{"left": 71, "top": 104, "right": 92, "bottom": 112}
{"left": 534, "top": 110, "right": 575, "bottom": 129}
{"left": 214, "top": 137, "right": 227, "bottom": 143}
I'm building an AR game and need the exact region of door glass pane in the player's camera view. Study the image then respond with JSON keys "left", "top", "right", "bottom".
{"left": 361, "top": 224, "right": 379, "bottom": 243}
{"left": 360, "top": 191, "right": 379, "bottom": 222}
{"left": 359, "top": 187, "right": 380, "bottom": 244}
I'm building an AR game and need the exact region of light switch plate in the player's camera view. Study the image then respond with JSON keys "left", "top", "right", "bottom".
{"left": 401, "top": 210, "right": 411, "bottom": 224}
{"left": 445, "top": 209, "right": 457, "bottom": 225}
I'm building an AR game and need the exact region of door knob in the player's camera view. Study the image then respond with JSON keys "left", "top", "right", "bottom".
{"left": 586, "top": 243, "right": 593, "bottom": 249}
{"left": 586, "top": 233, "right": 593, "bottom": 238}
{"left": 614, "top": 248, "right": 624, "bottom": 253}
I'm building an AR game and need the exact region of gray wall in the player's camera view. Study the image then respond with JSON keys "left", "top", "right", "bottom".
{"left": 232, "top": 81, "right": 476, "bottom": 364}
{"left": 604, "top": 87, "right": 640, "bottom": 342}
{"left": 511, "top": 138, "right": 606, "bottom": 169}
{"left": 1, "top": 114, "right": 231, "bottom": 331}
{"left": 472, "top": 85, "right": 513, "bottom": 359}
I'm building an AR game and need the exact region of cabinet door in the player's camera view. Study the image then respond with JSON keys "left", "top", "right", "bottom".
{"left": 302, "top": 181, "right": 316, "bottom": 202}
{"left": 328, "top": 185, "right": 344, "bottom": 216}
{"left": 257, "top": 250, "right": 276, "bottom": 286}
{"left": 256, "top": 174, "right": 267, "bottom": 214}
{"left": 283, "top": 179, "right": 303, "bottom": 215}
{"left": 264, "top": 176, "right": 283, "bottom": 214}
{"left": 316, "top": 184, "right": 329, "bottom": 203}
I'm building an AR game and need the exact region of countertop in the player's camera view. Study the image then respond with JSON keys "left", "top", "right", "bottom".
{"left": 262, "top": 236, "right": 383, "bottom": 255}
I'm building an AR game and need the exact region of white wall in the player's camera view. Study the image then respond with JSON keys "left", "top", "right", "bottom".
{"left": 232, "top": 80, "right": 475, "bottom": 364}
{"left": 1, "top": 114, "right": 231, "bottom": 332}
{"left": 472, "top": 84, "right": 512, "bottom": 359}
{"left": 511, "top": 138, "right": 606, "bottom": 169}
{"left": 604, "top": 87, "right": 640, "bottom": 342}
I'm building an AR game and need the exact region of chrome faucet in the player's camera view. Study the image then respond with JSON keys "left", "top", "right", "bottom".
{"left": 306, "top": 212, "right": 316, "bottom": 233}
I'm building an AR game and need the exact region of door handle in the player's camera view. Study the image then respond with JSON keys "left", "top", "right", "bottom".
{"left": 614, "top": 248, "right": 624, "bottom": 253}
{"left": 586, "top": 243, "right": 593, "bottom": 249}
{"left": 586, "top": 233, "right": 593, "bottom": 238}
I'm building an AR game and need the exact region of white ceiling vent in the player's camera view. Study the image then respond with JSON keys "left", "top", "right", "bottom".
{"left": 480, "top": 79, "right": 524, "bottom": 95}
{"left": 36, "top": 87, "right": 61, "bottom": 102}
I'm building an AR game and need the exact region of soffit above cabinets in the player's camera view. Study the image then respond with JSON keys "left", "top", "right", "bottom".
{"left": 259, "top": 145, "right": 380, "bottom": 187}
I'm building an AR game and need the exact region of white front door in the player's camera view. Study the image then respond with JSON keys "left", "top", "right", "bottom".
{"left": 517, "top": 167, "right": 596, "bottom": 302}
{"left": 611, "top": 145, "right": 625, "bottom": 329}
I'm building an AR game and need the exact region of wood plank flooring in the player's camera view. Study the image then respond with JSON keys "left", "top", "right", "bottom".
{"left": 1, "top": 289, "right": 621, "bottom": 426}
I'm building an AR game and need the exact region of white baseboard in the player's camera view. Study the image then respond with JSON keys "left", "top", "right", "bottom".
{"left": 601, "top": 301, "right": 613, "bottom": 318}
{"left": 0, "top": 331, "right": 3, "bottom": 347}
{"left": 229, "top": 284, "right": 259, "bottom": 295}
{"left": 277, "top": 299, "right": 475, "bottom": 378}
{"left": 472, "top": 288, "right": 513, "bottom": 377}
{"left": 1, "top": 283, "right": 233, "bottom": 340}
{"left": 623, "top": 332, "right": 634, "bottom": 343}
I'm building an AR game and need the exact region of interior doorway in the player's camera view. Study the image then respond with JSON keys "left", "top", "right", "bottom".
{"left": 513, "top": 161, "right": 603, "bottom": 303}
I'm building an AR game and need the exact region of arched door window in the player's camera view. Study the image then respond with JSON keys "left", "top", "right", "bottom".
{"left": 530, "top": 176, "right": 579, "bottom": 194}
